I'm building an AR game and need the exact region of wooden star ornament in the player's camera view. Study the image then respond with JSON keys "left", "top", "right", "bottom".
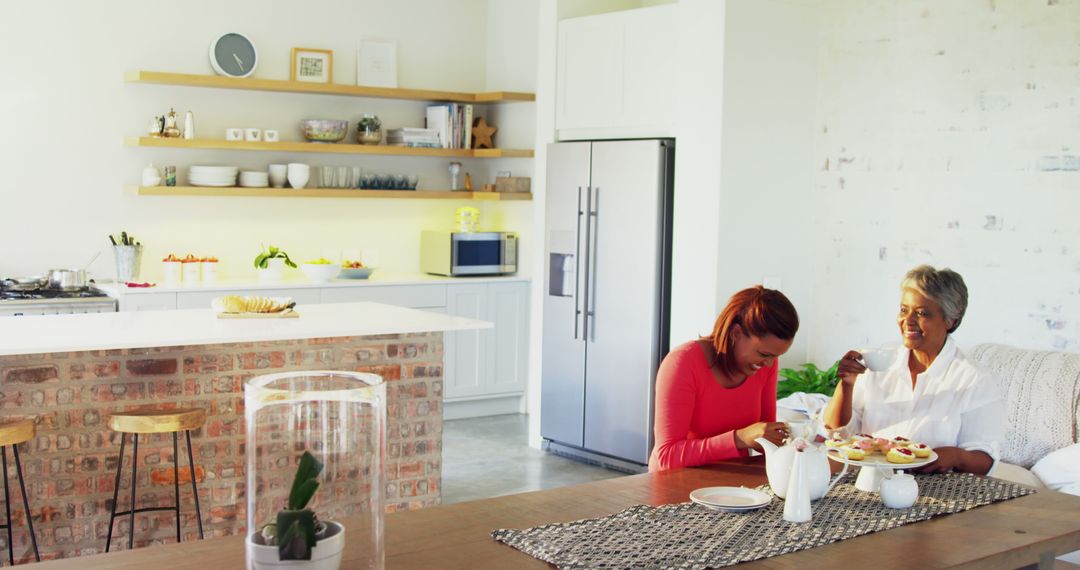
{"left": 471, "top": 117, "right": 497, "bottom": 149}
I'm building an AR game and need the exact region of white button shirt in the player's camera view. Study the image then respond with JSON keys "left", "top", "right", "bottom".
{"left": 848, "top": 336, "right": 1005, "bottom": 468}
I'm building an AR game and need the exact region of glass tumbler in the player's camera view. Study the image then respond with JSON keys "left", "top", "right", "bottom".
{"left": 245, "top": 371, "right": 386, "bottom": 570}
{"left": 321, "top": 166, "right": 336, "bottom": 189}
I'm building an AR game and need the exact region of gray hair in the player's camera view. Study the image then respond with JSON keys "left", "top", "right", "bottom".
{"left": 900, "top": 265, "right": 968, "bottom": 333}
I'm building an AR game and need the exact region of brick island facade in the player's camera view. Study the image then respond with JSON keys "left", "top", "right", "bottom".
{"left": 0, "top": 332, "right": 444, "bottom": 562}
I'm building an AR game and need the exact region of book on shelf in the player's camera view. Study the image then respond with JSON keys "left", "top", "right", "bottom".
{"left": 425, "top": 105, "right": 451, "bottom": 148}
{"left": 425, "top": 103, "right": 473, "bottom": 148}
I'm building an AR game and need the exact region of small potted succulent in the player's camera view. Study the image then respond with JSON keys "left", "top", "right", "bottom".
{"left": 254, "top": 245, "right": 297, "bottom": 282}
{"left": 247, "top": 451, "right": 345, "bottom": 569}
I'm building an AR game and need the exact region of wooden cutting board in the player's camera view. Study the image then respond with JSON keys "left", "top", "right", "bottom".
{"left": 216, "top": 310, "right": 299, "bottom": 319}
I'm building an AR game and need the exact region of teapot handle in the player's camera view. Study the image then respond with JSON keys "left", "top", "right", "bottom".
{"left": 824, "top": 461, "right": 849, "bottom": 496}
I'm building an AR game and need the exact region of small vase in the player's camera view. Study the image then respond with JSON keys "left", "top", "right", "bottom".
{"left": 246, "top": 521, "right": 346, "bottom": 570}
{"left": 258, "top": 258, "right": 286, "bottom": 282}
{"left": 356, "top": 114, "right": 382, "bottom": 145}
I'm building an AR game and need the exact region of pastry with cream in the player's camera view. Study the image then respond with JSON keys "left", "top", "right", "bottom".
{"left": 886, "top": 446, "right": 916, "bottom": 464}
{"left": 908, "top": 442, "right": 933, "bottom": 458}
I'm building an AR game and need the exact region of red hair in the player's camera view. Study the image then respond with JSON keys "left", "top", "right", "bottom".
{"left": 709, "top": 286, "right": 799, "bottom": 378}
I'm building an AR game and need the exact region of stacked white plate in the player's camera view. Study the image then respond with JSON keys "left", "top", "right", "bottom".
{"left": 689, "top": 487, "right": 772, "bottom": 513}
{"left": 189, "top": 165, "right": 239, "bottom": 187}
{"left": 239, "top": 170, "right": 269, "bottom": 188}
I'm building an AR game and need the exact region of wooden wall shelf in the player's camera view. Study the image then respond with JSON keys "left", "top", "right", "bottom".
{"left": 130, "top": 186, "right": 533, "bottom": 201}
{"left": 125, "top": 71, "right": 535, "bottom": 103}
{"left": 125, "top": 137, "right": 533, "bottom": 158}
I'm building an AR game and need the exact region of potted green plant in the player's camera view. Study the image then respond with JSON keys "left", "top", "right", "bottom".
{"left": 777, "top": 361, "right": 840, "bottom": 399}
{"left": 254, "top": 245, "right": 297, "bottom": 282}
{"left": 247, "top": 451, "right": 345, "bottom": 569}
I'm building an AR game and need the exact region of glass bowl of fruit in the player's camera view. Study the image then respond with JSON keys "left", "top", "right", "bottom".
{"left": 300, "top": 258, "right": 341, "bottom": 283}
{"left": 339, "top": 260, "right": 374, "bottom": 279}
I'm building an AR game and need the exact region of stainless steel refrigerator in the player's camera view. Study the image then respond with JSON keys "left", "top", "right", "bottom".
{"left": 541, "top": 139, "right": 674, "bottom": 470}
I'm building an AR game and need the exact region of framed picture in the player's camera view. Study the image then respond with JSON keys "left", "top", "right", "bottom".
{"left": 291, "top": 47, "right": 333, "bottom": 84}
{"left": 357, "top": 40, "right": 397, "bottom": 88}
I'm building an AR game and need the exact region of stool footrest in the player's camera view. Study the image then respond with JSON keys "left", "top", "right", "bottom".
{"left": 112, "top": 506, "right": 180, "bottom": 517}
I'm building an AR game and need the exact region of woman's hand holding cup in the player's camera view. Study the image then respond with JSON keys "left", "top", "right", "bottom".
{"left": 837, "top": 350, "right": 868, "bottom": 386}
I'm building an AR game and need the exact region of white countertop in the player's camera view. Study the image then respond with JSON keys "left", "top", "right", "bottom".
{"left": 0, "top": 302, "right": 491, "bottom": 356}
{"left": 99, "top": 272, "right": 530, "bottom": 295}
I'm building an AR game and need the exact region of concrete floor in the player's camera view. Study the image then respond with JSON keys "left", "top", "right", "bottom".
{"left": 441, "top": 413, "right": 625, "bottom": 504}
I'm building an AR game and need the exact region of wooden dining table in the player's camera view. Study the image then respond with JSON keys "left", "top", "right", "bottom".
{"left": 34, "top": 457, "right": 1080, "bottom": 569}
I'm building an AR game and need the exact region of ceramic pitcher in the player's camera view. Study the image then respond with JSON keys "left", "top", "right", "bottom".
{"left": 757, "top": 437, "right": 845, "bottom": 501}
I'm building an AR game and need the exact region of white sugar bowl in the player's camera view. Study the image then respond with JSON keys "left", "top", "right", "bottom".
{"left": 880, "top": 473, "right": 918, "bottom": 509}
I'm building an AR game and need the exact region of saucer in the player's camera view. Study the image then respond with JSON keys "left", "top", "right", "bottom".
{"left": 689, "top": 487, "right": 771, "bottom": 512}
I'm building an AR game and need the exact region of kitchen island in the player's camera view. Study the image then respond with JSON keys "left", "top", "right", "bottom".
{"left": 0, "top": 303, "right": 489, "bottom": 562}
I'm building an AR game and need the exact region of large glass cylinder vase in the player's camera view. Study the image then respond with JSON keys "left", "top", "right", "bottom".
{"left": 245, "top": 371, "right": 386, "bottom": 570}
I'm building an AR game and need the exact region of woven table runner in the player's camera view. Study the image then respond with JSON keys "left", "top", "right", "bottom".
{"left": 492, "top": 472, "right": 1035, "bottom": 570}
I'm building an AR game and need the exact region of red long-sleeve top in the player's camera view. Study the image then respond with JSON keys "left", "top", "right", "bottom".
{"left": 648, "top": 340, "right": 778, "bottom": 472}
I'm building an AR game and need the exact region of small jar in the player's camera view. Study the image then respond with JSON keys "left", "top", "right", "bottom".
{"left": 356, "top": 114, "right": 382, "bottom": 145}
{"left": 201, "top": 257, "right": 219, "bottom": 284}
{"left": 162, "top": 257, "right": 182, "bottom": 286}
{"left": 181, "top": 258, "right": 201, "bottom": 286}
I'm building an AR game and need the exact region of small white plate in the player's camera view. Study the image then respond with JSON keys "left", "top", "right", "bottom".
{"left": 690, "top": 487, "right": 771, "bottom": 512}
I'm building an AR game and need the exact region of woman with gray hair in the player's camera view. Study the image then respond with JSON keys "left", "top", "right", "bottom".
{"left": 822, "top": 265, "right": 1005, "bottom": 475}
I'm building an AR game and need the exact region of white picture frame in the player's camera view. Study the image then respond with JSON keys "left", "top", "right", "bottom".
{"left": 357, "top": 40, "right": 397, "bottom": 88}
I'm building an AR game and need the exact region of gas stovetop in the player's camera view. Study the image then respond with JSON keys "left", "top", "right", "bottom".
{"left": 0, "top": 286, "right": 111, "bottom": 301}
{"left": 0, "top": 284, "right": 116, "bottom": 316}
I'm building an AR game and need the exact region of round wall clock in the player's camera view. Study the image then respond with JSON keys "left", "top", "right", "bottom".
{"left": 210, "top": 33, "right": 257, "bottom": 78}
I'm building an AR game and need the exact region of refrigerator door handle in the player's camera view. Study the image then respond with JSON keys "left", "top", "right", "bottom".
{"left": 584, "top": 186, "right": 599, "bottom": 341}
{"left": 573, "top": 186, "right": 584, "bottom": 340}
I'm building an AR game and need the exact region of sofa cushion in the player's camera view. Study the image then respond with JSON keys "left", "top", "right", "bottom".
{"left": 970, "top": 343, "right": 1080, "bottom": 468}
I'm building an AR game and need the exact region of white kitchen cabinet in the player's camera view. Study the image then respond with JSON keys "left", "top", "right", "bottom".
{"left": 556, "top": 5, "right": 677, "bottom": 140}
{"left": 444, "top": 281, "right": 529, "bottom": 400}
{"left": 119, "top": 292, "right": 177, "bottom": 311}
{"left": 320, "top": 284, "right": 446, "bottom": 309}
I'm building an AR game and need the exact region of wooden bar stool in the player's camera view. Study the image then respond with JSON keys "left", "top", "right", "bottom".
{"left": 0, "top": 419, "right": 39, "bottom": 565}
{"left": 105, "top": 408, "right": 206, "bottom": 552}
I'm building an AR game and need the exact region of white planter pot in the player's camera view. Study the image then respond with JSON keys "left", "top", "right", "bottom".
{"left": 258, "top": 258, "right": 286, "bottom": 282}
{"left": 247, "top": 521, "right": 345, "bottom": 570}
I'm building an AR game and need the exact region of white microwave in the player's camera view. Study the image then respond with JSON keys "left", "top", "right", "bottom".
{"left": 420, "top": 230, "right": 518, "bottom": 276}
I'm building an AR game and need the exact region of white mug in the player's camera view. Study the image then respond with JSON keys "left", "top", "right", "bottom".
{"left": 244, "top": 128, "right": 262, "bottom": 142}
{"left": 880, "top": 473, "right": 918, "bottom": 509}
{"left": 287, "top": 163, "right": 310, "bottom": 189}
{"left": 268, "top": 164, "right": 288, "bottom": 188}
{"left": 860, "top": 349, "right": 896, "bottom": 372}
{"left": 225, "top": 128, "right": 243, "bottom": 141}
{"left": 263, "top": 129, "right": 280, "bottom": 142}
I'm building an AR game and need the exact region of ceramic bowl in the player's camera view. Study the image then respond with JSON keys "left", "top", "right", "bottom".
{"left": 338, "top": 266, "right": 375, "bottom": 279}
{"left": 301, "top": 119, "right": 348, "bottom": 143}
{"left": 300, "top": 262, "right": 341, "bottom": 282}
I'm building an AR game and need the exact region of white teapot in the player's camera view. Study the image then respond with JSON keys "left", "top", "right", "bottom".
{"left": 757, "top": 437, "right": 845, "bottom": 501}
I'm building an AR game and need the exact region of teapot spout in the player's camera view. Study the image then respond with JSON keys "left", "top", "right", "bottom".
{"left": 756, "top": 437, "right": 778, "bottom": 455}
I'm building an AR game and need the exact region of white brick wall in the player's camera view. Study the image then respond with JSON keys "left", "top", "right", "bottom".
{"left": 807, "top": 0, "right": 1080, "bottom": 361}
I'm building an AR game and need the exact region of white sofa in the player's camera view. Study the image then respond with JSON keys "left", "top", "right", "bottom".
{"left": 969, "top": 343, "right": 1080, "bottom": 473}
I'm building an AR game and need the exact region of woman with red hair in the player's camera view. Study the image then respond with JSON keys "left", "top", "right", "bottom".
{"left": 649, "top": 286, "right": 799, "bottom": 472}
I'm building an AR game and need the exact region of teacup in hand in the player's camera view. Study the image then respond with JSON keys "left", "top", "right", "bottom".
{"left": 859, "top": 348, "right": 895, "bottom": 372}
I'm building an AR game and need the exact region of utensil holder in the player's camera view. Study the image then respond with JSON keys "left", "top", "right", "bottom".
{"left": 113, "top": 245, "right": 143, "bottom": 284}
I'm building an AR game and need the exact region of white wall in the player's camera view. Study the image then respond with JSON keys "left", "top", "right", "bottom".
{"left": 808, "top": 0, "right": 1080, "bottom": 359}
{"left": 0, "top": 0, "right": 533, "bottom": 281}
{"left": 713, "top": 0, "right": 819, "bottom": 365}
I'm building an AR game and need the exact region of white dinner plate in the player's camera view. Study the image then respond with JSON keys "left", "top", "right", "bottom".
{"left": 689, "top": 487, "right": 771, "bottom": 512}
{"left": 827, "top": 448, "right": 939, "bottom": 470}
